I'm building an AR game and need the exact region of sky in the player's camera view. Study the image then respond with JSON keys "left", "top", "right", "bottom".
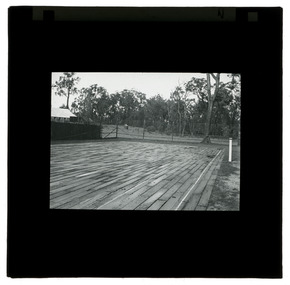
{"left": 51, "top": 72, "right": 234, "bottom": 108}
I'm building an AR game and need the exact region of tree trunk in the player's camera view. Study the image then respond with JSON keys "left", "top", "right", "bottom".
{"left": 189, "top": 120, "right": 193, "bottom": 137}
{"left": 181, "top": 110, "right": 187, "bottom": 137}
{"left": 201, "top": 100, "right": 213, "bottom": 143}
{"left": 143, "top": 118, "right": 146, "bottom": 139}
{"left": 181, "top": 118, "right": 186, "bottom": 137}
{"left": 177, "top": 101, "right": 181, "bottom": 136}
{"left": 201, "top": 73, "right": 220, "bottom": 144}
{"left": 66, "top": 88, "right": 70, "bottom": 109}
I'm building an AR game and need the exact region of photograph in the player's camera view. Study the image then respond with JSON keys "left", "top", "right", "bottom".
{"left": 50, "top": 72, "right": 241, "bottom": 211}
{"left": 7, "top": 5, "right": 282, "bottom": 278}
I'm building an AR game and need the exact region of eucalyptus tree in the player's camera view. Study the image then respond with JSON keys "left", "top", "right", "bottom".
{"left": 170, "top": 86, "right": 186, "bottom": 136}
{"left": 222, "top": 74, "right": 241, "bottom": 136}
{"left": 91, "top": 85, "right": 111, "bottom": 126}
{"left": 52, "top": 72, "right": 80, "bottom": 109}
{"left": 72, "top": 84, "right": 110, "bottom": 125}
{"left": 185, "top": 74, "right": 221, "bottom": 143}
{"left": 145, "top": 94, "right": 168, "bottom": 132}
{"left": 202, "top": 73, "right": 221, "bottom": 143}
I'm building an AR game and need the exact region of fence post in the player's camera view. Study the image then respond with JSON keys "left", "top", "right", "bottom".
{"left": 116, "top": 121, "right": 119, "bottom": 138}
{"left": 143, "top": 118, "right": 145, "bottom": 140}
{"left": 229, "top": 137, "right": 232, "bottom": 162}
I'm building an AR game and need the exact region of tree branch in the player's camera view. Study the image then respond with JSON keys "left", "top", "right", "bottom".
{"left": 206, "top": 73, "right": 212, "bottom": 101}
{"left": 212, "top": 73, "right": 220, "bottom": 102}
{"left": 210, "top": 73, "right": 217, "bottom": 81}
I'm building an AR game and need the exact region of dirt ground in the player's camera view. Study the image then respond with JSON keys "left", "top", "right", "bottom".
{"left": 207, "top": 146, "right": 240, "bottom": 211}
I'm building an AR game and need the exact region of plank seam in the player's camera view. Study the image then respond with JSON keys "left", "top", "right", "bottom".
{"left": 174, "top": 149, "right": 223, "bottom": 211}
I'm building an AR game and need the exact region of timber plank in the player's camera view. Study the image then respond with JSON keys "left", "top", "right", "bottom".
{"left": 71, "top": 191, "right": 111, "bottom": 209}
{"left": 196, "top": 184, "right": 215, "bottom": 207}
{"left": 95, "top": 168, "right": 174, "bottom": 209}
{"left": 158, "top": 182, "right": 183, "bottom": 202}
{"left": 50, "top": 141, "right": 226, "bottom": 211}
{"left": 50, "top": 174, "right": 109, "bottom": 195}
{"left": 51, "top": 183, "right": 104, "bottom": 208}
{"left": 121, "top": 195, "right": 149, "bottom": 210}
{"left": 167, "top": 153, "right": 222, "bottom": 210}
{"left": 182, "top": 193, "right": 202, "bottom": 210}
{"left": 159, "top": 196, "right": 179, "bottom": 210}
{"left": 52, "top": 169, "right": 149, "bottom": 206}
{"left": 181, "top": 151, "right": 224, "bottom": 210}
{"left": 95, "top": 181, "right": 151, "bottom": 209}
{"left": 178, "top": 173, "right": 192, "bottom": 184}
{"left": 196, "top": 155, "right": 224, "bottom": 209}
{"left": 135, "top": 180, "right": 170, "bottom": 210}
{"left": 55, "top": 189, "right": 110, "bottom": 209}
{"left": 50, "top": 179, "right": 102, "bottom": 199}
{"left": 92, "top": 180, "right": 150, "bottom": 209}
{"left": 147, "top": 199, "right": 167, "bottom": 210}
{"left": 195, "top": 205, "right": 207, "bottom": 211}
{"left": 197, "top": 169, "right": 219, "bottom": 208}
{"left": 148, "top": 175, "right": 168, "bottom": 187}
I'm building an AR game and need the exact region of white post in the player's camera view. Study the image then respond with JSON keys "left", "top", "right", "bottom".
{"left": 229, "top": 137, "right": 232, "bottom": 162}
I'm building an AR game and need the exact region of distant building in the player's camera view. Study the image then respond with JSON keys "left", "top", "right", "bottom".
{"left": 51, "top": 107, "right": 78, "bottom": 122}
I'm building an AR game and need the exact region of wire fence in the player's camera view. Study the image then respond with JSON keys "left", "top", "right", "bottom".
{"left": 101, "top": 124, "right": 240, "bottom": 146}
{"left": 51, "top": 120, "right": 240, "bottom": 145}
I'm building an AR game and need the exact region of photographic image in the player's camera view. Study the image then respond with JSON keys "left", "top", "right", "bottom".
{"left": 50, "top": 72, "right": 241, "bottom": 211}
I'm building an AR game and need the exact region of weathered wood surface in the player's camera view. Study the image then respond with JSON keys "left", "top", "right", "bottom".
{"left": 50, "top": 141, "right": 224, "bottom": 210}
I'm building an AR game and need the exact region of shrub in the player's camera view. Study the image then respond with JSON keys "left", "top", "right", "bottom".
{"left": 146, "top": 125, "right": 156, "bottom": 133}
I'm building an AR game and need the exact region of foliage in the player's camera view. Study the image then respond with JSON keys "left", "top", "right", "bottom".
{"left": 109, "top": 89, "right": 146, "bottom": 126}
{"left": 146, "top": 126, "right": 156, "bottom": 133}
{"left": 71, "top": 84, "right": 110, "bottom": 125}
{"left": 145, "top": 95, "right": 168, "bottom": 132}
{"left": 56, "top": 73, "right": 241, "bottom": 138}
{"left": 184, "top": 73, "right": 241, "bottom": 139}
{"left": 52, "top": 72, "right": 80, "bottom": 109}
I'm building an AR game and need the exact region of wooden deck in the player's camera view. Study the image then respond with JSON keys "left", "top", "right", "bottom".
{"left": 50, "top": 141, "right": 224, "bottom": 210}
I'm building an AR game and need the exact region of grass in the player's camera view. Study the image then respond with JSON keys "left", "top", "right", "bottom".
{"left": 207, "top": 145, "right": 240, "bottom": 211}
{"left": 222, "top": 145, "right": 240, "bottom": 162}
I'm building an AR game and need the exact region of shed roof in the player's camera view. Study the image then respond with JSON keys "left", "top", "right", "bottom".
{"left": 51, "top": 107, "right": 77, "bottom": 118}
